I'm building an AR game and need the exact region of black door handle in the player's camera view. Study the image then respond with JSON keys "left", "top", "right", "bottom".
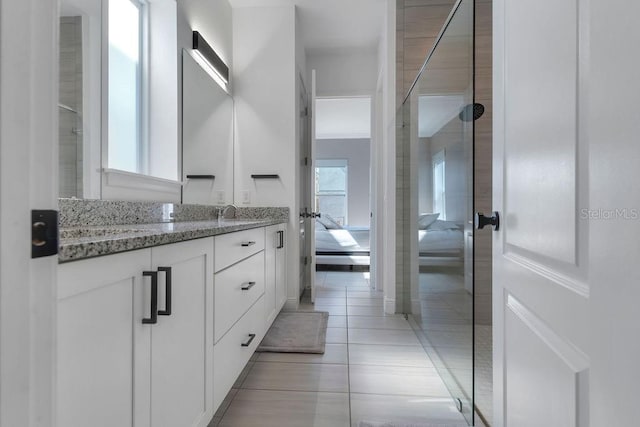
{"left": 475, "top": 211, "right": 500, "bottom": 231}
{"left": 142, "top": 271, "right": 158, "bottom": 324}
{"left": 157, "top": 267, "right": 172, "bottom": 316}
{"left": 241, "top": 281, "right": 257, "bottom": 291}
{"left": 277, "top": 230, "right": 284, "bottom": 249}
{"left": 241, "top": 241, "right": 256, "bottom": 247}
{"left": 241, "top": 333, "right": 256, "bottom": 347}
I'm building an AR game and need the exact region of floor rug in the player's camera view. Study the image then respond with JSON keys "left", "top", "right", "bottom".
{"left": 256, "top": 311, "right": 329, "bottom": 354}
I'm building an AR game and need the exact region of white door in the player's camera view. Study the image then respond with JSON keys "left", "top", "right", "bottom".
{"left": 493, "top": 0, "right": 640, "bottom": 425}
{"left": 0, "top": 1, "right": 58, "bottom": 426}
{"left": 309, "top": 69, "right": 318, "bottom": 302}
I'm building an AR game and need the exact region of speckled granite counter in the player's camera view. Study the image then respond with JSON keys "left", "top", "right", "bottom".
{"left": 58, "top": 199, "right": 289, "bottom": 263}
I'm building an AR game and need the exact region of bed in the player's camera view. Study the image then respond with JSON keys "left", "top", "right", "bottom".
{"left": 314, "top": 214, "right": 464, "bottom": 267}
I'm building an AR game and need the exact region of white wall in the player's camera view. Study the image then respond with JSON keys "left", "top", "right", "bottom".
{"left": 233, "top": 5, "right": 300, "bottom": 309}
{"left": 379, "top": 0, "right": 396, "bottom": 312}
{"left": 316, "top": 138, "right": 371, "bottom": 227}
{"left": 307, "top": 48, "right": 378, "bottom": 97}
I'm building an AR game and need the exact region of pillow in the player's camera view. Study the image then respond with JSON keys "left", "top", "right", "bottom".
{"left": 418, "top": 213, "right": 440, "bottom": 229}
{"left": 315, "top": 219, "right": 327, "bottom": 230}
{"left": 427, "top": 219, "right": 460, "bottom": 230}
{"left": 317, "top": 213, "right": 342, "bottom": 229}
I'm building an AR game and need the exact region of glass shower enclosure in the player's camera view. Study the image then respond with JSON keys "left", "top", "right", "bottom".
{"left": 400, "top": 0, "right": 480, "bottom": 424}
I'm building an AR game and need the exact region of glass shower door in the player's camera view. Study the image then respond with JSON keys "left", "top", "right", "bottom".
{"left": 403, "top": 0, "right": 475, "bottom": 423}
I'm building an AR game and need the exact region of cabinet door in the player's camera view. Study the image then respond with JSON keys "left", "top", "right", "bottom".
{"left": 57, "top": 249, "right": 152, "bottom": 427}
{"left": 150, "top": 238, "right": 214, "bottom": 427}
{"left": 276, "top": 225, "right": 287, "bottom": 310}
{"left": 264, "top": 225, "right": 278, "bottom": 325}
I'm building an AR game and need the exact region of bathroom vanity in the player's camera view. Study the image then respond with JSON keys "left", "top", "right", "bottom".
{"left": 56, "top": 201, "right": 287, "bottom": 427}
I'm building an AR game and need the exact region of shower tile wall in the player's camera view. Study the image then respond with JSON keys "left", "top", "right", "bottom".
{"left": 395, "top": 0, "right": 457, "bottom": 313}
{"left": 59, "top": 17, "right": 83, "bottom": 198}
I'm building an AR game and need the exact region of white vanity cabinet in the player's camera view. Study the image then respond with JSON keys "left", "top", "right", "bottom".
{"left": 212, "top": 228, "right": 267, "bottom": 411}
{"left": 57, "top": 223, "right": 287, "bottom": 426}
{"left": 265, "top": 223, "right": 287, "bottom": 325}
{"left": 57, "top": 238, "right": 214, "bottom": 427}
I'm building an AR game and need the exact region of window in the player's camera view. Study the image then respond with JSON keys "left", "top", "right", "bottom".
{"left": 433, "top": 150, "right": 445, "bottom": 219}
{"left": 315, "top": 160, "right": 348, "bottom": 225}
{"left": 108, "top": 0, "right": 147, "bottom": 174}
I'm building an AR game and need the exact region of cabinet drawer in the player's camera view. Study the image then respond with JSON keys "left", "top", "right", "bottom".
{"left": 213, "top": 297, "right": 264, "bottom": 412}
{"left": 214, "top": 251, "right": 265, "bottom": 342}
{"left": 215, "top": 227, "right": 265, "bottom": 272}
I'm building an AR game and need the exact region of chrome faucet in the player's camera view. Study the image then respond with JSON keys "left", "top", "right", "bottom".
{"left": 221, "top": 204, "right": 237, "bottom": 219}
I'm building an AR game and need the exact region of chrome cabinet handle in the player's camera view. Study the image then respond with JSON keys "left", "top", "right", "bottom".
{"left": 241, "top": 241, "right": 256, "bottom": 247}
{"left": 241, "top": 333, "right": 256, "bottom": 347}
{"left": 142, "top": 271, "right": 158, "bottom": 324}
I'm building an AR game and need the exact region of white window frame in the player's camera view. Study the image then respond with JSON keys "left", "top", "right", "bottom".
{"left": 315, "top": 159, "right": 349, "bottom": 225}
{"left": 432, "top": 149, "right": 446, "bottom": 220}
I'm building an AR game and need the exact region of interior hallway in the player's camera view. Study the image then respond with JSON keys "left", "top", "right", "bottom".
{"left": 210, "top": 271, "right": 467, "bottom": 426}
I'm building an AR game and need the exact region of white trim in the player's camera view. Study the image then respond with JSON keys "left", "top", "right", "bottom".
{"left": 101, "top": 168, "right": 181, "bottom": 202}
{"left": 284, "top": 297, "right": 299, "bottom": 312}
{"left": 384, "top": 297, "right": 396, "bottom": 314}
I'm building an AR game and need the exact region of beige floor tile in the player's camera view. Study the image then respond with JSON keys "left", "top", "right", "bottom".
{"left": 232, "top": 361, "right": 254, "bottom": 389}
{"left": 327, "top": 315, "right": 347, "bottom": 328}
{"left": 315, "top": 288, "right": 347, "bottom": 298}
{"left": 242, "top": 362, "right": 349, "bottom": 393}
{"left": 347, "top": 316, "right": 411, "bottom": 330}
{"left": 350, "top": 393, "right": 466, "bottom": 427}
{"left": 219, "top": 389, "right": 350, "bottom": 427}
{"left": 346, "top": 290, "right": 384, "bottom": 299}
{"left": 256, "top": 344, "right": 348, "bottom": 365}
{"left": 314, "top": 304, "right": 347, "bottom": 316}
{"left": 348, "top": 328, "right": 422, "bottom": 346}
{"left": 212, "top": 388, "right": 239, "bottom": 419}
{"left": 347, "top": 306, "right": 387, "bottom": 316}
{"left": 346, "top": 297, "right": 384, "bottom": 307}
{"left": 348, "top": 344, "right": 434, "bottom": 368}
{"left": 314, "top": 296, "right": 347, "bottom": 306}
{"left": 326, "top": 327, "right": 348, "bottom": 344}
{"left": 349, "top": 365, "right": 449, "bottom": 397}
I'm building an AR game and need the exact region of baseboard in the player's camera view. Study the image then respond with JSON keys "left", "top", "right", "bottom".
{"left": 284, "top": 297, "right": 299, "bottom": 312}
{"left": 384, "top": 297, "right": 396, "bottom": 314}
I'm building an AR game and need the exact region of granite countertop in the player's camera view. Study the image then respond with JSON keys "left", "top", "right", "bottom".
{"left": 59, "top": 218, "right": 286, "bottom": 263}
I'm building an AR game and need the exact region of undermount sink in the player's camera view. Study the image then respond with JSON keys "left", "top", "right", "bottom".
{"left": 59, "top": 227, "right": 150, "bottom": 240}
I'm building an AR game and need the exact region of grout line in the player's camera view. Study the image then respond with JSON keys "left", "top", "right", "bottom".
{"left": 344, "top": 287, "right": 353, "bottom": 426}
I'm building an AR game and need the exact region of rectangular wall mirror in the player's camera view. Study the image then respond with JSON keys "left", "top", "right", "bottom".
{"left": 181, "top": 49, "right": 234, "bottom": 205}
{"left": 58, "top": 0, "right": 179, "bottom": 201}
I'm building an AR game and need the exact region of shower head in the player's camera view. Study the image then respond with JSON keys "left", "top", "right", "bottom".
{"left": 459, "top": 103, "right": 485, "bottom": 122}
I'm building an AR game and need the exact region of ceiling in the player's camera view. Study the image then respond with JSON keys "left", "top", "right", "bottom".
{"left": 418, "top": 95, "right": 465, "bottom": 138}
{"left": 228, "top": 0, "right": 386, "bottom": 52}
{"left": 316, "top": 97, "right": 371, "bottom": 140}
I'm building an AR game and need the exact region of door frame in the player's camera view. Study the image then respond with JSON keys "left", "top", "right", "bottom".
{"left": 0, "top": 0, "right": 59, "bottom": 426}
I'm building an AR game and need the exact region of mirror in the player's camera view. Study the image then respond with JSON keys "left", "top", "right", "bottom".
{"left": 58, "top": 0, "right": 179, "bottom": 200}
{"left": 181, "top": 49, "right": 234, "bottom": 205}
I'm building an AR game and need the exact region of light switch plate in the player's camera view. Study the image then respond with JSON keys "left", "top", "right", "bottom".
{"left": 241, "top": 191, "right": 250, "bottom": 204}
{"left": 216, "top": 191, "right": 225, "bottom": 204}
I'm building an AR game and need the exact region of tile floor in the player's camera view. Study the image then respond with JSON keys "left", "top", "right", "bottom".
{"left": 209, "top": 271, "right": 468, "bottom": 427}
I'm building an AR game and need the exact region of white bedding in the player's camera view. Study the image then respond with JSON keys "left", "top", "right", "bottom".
{"left": 418, "top": 228, "right": 464, "bottom": 255}
{"left": 315, "top": 228, "right": 370, "bottom": 253}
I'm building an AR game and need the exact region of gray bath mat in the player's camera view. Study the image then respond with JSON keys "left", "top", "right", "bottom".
{"left": 358, "top": 423, "right": 467, "bottom": 427}
{"left": 256, "top": 311, "right": 329, "bottom": 354}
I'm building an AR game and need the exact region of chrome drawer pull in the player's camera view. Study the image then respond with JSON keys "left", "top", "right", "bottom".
{"left": 241, "top": 281, "right": 257, "bottom": 291}
{"left": 241, "top": 241, "right": 256, "bottom": 247}
{"left": 241, "top": 333, "right": 256, "bottom": 347}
